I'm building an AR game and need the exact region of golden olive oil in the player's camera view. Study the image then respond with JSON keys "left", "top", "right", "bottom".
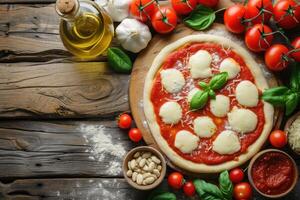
{"left": 56, "top": 0, "right": 114, "bottom": 59}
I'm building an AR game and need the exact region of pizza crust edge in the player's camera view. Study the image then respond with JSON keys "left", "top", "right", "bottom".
{"left": 143, "top": 34, "right": 274, "bottom": 173}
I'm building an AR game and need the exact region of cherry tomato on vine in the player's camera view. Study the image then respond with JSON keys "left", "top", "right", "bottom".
{"left": 229, "top": 168, "right": 245, "bottom": 184}
{"left": 245, "top": 0, "right": 273, "bottom": 24}
{"left": 118, "top": 113, "right": 132, "bottom": 129}
{"left": 233, "top": 182, "right": 252, "bottom": 200}
{"left": 151, "top": 6, "right": 178, "bottom": 34}
{"left": 224, "top": 4, "right": 246, "bottom": 33}
{"left": 265, "top": 44, "right": 289, "bottom": 71}
{"left": 171, "top": 0, "right": 197, "bottom": 15}
{"left": 128, "top": 128, "right": 142, "bottom": 142}
{"left": 198, "top": 0, "right": 219, "bottom": 8}
{"left": 183, "top": 181, "right": 196, "bottom": 197}
{"left": 274, "top": 0, "right": 300, "bottom": 29}
{"left": 245, "top": 24, "right": 273, "bottom": 52}
{"left": 291, "top": 37, "right": 300, "bottom": 62}
{"left": 269, "top": 130, "right": 287, "bottom": 148}
{"left": 130, "top": 0, "right": 157, "bottom": 22}
{"left": 168, "top": 172, "right": 184, "bottom": 189}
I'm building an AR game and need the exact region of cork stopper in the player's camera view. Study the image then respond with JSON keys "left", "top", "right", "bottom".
{"left": 56, "top": 0, "right": 77, "bottom": 14}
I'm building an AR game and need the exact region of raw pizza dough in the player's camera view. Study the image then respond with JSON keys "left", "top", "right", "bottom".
{"left": 143, "top": 34, "right": 274, "bottom": 173}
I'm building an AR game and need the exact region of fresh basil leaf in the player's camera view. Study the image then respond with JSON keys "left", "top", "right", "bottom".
{"left": 290, "top": 63, "right": 300, "bottom": 92}
{"left": 209, "top": 72, "right": 229, "bottom": 90}
{"left": 184, "top": 5, "right": 216, "bottom": 31}
{"left": 219, "top": 171, "right": 233, "bottom": 200}
{"left": 194, "top": 179, "right": 223, "bottom": 200}
{"left": 285, "top": 93, "right": 299, "bottom": 116}
{"left": 190, "top": 90, "right": 209, "bottom": 110}
{"left": 148, "top": 190, "right": 176, "bottom": 200}
{"left": 262, "top": 86, "right": 290, "bottom": 97}
{"left": 199, "top": 81, "right": 209, "bottom": 90}
{"left": 262, "top": 95, "right": 286, "bottom": 106}
{"left": 107, "top": 47, "right": 132, "bottom": 73}
{"left": 209, "top": 89, "right": 216, "bottom": 99}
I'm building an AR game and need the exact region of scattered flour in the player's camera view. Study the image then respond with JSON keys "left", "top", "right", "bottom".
{"left": 81, "top": 124, "right": 126, "bottom": 175}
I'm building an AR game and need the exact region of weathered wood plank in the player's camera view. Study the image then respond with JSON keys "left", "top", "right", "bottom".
{"left": 0, "top": 62, "right": 129, "bottom": 118}
{"left": 0, "top": 120, "right": 137, "bottom": 179}
{"left": 0, "top": 178, "right": 300, "bottom": 200}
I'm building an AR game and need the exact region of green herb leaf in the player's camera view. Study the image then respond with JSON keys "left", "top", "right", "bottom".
{"left": 199, "top": 81, "right": 209, "bottom": 90}
{"left": 262, "top": 86, "right": 290, "bottom": 97}
{"left": 190, "top": 90, "right": 209, "bottom": 110}
{"left": 285, "top": 92, "right": 299, "bottom": 116}
{"left": 209, "top": 89, "right": 216, "bottom": 99}
{"left": 107, "top": 47, "right": 132, "bottom": 74}
{"left": 209, "top": 72, "right": 229, "bottom": 90}
{"left": 184, "top": 5, "right": 216, "bottom": 31}
{"left": 262, "top": 95, "right": 287, "bottom": 106}
{"left": 194, "top": 179, "right": 223, "bottom": 200}
{"left": 289, "top": 63, "right": 300, "bottom": 92}
{"left": 147, "top": 190, "right": 176, "bottom": 200}
{"left": 219, "top": 171, "right": 233, "bottom": 200}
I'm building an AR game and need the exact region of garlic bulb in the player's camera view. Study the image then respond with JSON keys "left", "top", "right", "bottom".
{"left": 95, "top": 0, "right": 131, "bottom": 22}
{"left": 116, "top": 19, "right": 152, "bottom": 53}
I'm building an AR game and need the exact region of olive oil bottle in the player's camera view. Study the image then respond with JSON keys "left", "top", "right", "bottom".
{"left": 55, "top": 0, "right": 114, "bottom": 58}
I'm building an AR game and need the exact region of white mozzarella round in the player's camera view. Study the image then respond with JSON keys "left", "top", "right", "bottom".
{"left": 210, "top": 95, "right": 230, "bottom": 117}
{"left": 159, "top": 102, "right": 182, "bottom": 124}
{"left": 219, "top": 58, "right": 241, "bottom": 79}
{"left": 228, "top": 107, "right": 258, "bottom": 133}
{"left": 188, "top": 50, "right": 212, "bottom": 79}
{"left": 187, "top": 88, "right": 201, "bottom": 102}
{"left": 193, "top": 116, "right": 216, "bottom": 138}
{"left": 236, "top": 80, "right": 259, "bottom": 107}
{"left": 212, "top": 130, "right": 241, "bottom": 155}
{"left": 160, "top": 69, "right": 185, "bottom": 93}
{"left": 175, "top": 130, "right": 199, "bottom": 154}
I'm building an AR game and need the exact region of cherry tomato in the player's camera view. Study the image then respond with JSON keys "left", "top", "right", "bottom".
{"left": 118, "top": 113, "right": 132, "bottom": 129}
{"left": 245, "top": 0, "right": 273, "bottom": 24}
{"left": 151, "top": 6, "right": 178, "bottom": 34}
{"left": 198, "top": 0, "right": 219, "bottom": 8}
{"left": 269, "top": 130, "right": 288, "bottom": 148}
{"left": 183, "top": 181, "right": 196, "bottom": 197}
{"left": 274, "top": 0, "right": 300, "bottom": 29}
{"left": 291, "top": 37, "right": 300, "bottom": 62}
{"left": 265, "top": 44, "right": 289, "bottom": 71}
{"left": 229, "top": 168, "right": 245, "bottom": 184}
{"left": 171, "top": 0, "right": 197, "bottom": 15}
{"left": 128, "top": 128, "right": 142, "bottom": 142}
{"left": 233, "top": 182, "right": 252, "bottom": 200}
{"left": 130, "top": 0, "right": 157, "bottom": 22}
{"left": 224, "top": 4, "right": 246, "bottom": 33}
{"left": 168, "top": 172, "right": 184, "bottom": 189}
{"left": 245, "top": 24, "right": 273, "bottom": 52}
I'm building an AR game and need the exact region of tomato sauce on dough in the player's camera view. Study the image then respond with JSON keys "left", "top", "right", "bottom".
{"left": 150, "top": 42, "right": 265, "bottom": 165}
{"left": 251, "top": 152, "right": 295, "bottom": 195}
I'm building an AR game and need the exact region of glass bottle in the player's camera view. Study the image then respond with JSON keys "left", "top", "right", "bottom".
{"left": 55, "top": 0, "right": 114, "bottom": 59}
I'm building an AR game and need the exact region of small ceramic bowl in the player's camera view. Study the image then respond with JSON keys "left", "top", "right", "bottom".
{"left": 122, "top": 146, "right": 166, "bottom": 190}
{"left": 248, "top": 149, "right": 298, "bottom": 198}
{"left": 284, "top": 111, "right": 300, "bottom": 155}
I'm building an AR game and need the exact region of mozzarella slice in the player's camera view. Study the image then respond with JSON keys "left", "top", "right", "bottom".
{"left": 188, "top": 50, "right": 212, "bottom": 79}
{"left": 194, "top": 116, "right": 216, "bottom": 138}
{"left": 160, "top": 69, "right": 185, "bottom": 93}
{"left": 175, "top": 130, "right": 199, "bottom": 154}
{"left": 159, "top": 102, "right": 182, "bottom": 124}
{"left": 212, "top": 130, "right": 241, "bottom": 155}
{"left": 228, "top": 107, "right": 258, "bottom": 133}
{"left": 236, "top": 80, "right": 259, "bottom": 107}
{"left": 187, "top": 88, "right": 201, "bottom": 102}
{"left": 210, "top": 95, "right": 230, "bottom": 117}
{"left": 219, "top": 58, "right": 241, "bottom": 79}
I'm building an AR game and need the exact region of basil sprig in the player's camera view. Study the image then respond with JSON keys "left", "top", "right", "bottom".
{"left": 107, "top": 47, "right": 132, "bottom": 74}
{"left": 194, "top": 171, "right": 233, "bottom": 200}
{"left": 147, "top": 189, "right": 176, "bottom": 200}
{"left": 190, "top": 72, "right": 229, "bottom": 110}
{"left": 262, "top": 63, "right": 300, "bottom": 115}
{"left": 184, "top": 5, "right": 216, "bottom": 31}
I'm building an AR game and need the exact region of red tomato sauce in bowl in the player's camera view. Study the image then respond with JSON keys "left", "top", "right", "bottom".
{"left": 249, "top": 150, "right": 298, "bottom": 197}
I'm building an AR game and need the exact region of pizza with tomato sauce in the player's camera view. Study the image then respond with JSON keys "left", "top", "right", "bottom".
{"left": 144, "top": 35, "right": 274, "bottom": 173}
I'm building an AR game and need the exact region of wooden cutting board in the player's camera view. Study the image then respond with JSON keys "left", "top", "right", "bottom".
{"left": 129, "top": 23, "right": 283, "bottom": 176}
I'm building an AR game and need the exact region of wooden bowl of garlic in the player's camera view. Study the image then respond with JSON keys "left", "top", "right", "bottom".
{"left": 122, "top": 146, "right": 166, "bottom": 190}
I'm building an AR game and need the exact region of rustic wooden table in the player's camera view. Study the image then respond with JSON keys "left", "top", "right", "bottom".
{"left": 0, "top": 0, "right": 299, "bottom": 199}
